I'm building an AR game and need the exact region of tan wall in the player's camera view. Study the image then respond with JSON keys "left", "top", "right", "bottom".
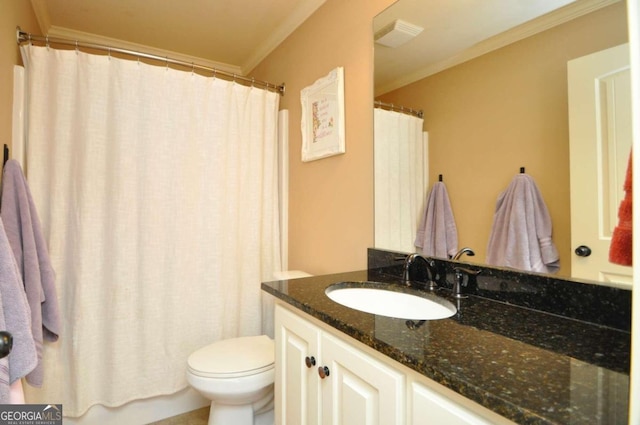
{"left": 251, "top": 0, "right": 395, "bottom": 275}
{"left": 378, "top": 3, "right": 628, "bottom": 276}
{"left": 0, "top": 1, "right": 40, "bottom": 151}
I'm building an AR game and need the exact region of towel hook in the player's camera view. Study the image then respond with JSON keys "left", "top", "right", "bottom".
{"left": 3, "top": 144, "right": 9, "bottom": 167}
{"left": 438, "top": 174, "right": 443, "bottom": 182}
{"left": 520, "top": 167, "right": 525, "bottom": 174}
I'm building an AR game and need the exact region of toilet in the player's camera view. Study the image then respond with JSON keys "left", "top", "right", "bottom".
{"left": 187, "top": 270, "right": 311, "bottom": 425}
{"left": 187, "top": 335, "right": 275, "bottom": 425}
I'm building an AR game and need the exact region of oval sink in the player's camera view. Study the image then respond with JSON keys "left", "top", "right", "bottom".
{"left": 325, "top": 282, "right": 456, "bottom": 320}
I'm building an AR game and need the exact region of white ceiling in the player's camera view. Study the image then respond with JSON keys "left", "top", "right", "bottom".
{"left": 26, "top": 0, "right": 619, "bottom": 87}
{"left": 28, "top": 0, "right": 327, "bottom": 75}
{"left": 374, "top": 0, "right": 620, "bottom": 95}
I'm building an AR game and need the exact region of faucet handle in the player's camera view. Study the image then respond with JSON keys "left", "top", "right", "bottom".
{"left": 453, "top": 267, "right": 481, "bottom": 276}
{"left": 452, "top": 267, "right": 481, "bottom": 298}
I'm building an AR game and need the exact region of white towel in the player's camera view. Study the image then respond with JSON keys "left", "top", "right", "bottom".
{"left": 1, "top": 160, "right": 60, "bottom": 387}
{"left": 414, "top": 181, "right": 458, "bottom": 258}
{"left": 486, "top": 174, "right": 559, "bottom": 273}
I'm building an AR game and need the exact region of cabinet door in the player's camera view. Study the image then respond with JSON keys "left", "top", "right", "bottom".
{"left": 320, "top": 332, "right": 405, "bottom": 425}
{"left": 410, "top": 381, "right": 494, "bottom": 425}
{"left": 275, "top": 305, "right": 322, "bottom": 425}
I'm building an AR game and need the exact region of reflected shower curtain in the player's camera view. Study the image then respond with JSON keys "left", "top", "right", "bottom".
{"left": 374, "top": 108, "right": 427, "bottom": 252}
{"left": 18, "top": 44, "right": 281, "bottom": 416}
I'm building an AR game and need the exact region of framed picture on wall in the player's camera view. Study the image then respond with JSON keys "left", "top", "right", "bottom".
{"left": 300, "top": 67, "right": 345, "bottom": 162}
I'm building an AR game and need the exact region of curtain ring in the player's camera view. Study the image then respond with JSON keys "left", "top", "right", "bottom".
{"left": 165, "top": 57, "right": 169, "bottom": 71}
{"left": 75, "top": 40, "right": 79, "bottom": 54}
{"left": 28, "top": 33, "right": 32, "bottom": 46}
{"left": 213, "top": 69, "right": 217, "bottom": 80}
{"left": 45, "top": 35, "right": 49, "bottom": 50}
{"left": 108, "top": 47, "right": 111, "bottom": 60}
{"left": 191, "top": 62, "right": 194, "bottom": 76}
{"left": 251, "top": 77, "right": 255, "bottom": 87}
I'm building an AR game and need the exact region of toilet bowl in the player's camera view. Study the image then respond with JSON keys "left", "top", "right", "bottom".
{"left": 187, "top": 271, "right": 312, "bottom": 425}
{"left": 187, "top": 335, "right": 275, "bottom": 425}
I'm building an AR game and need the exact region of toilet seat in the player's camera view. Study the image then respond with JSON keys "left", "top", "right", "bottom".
{"left": 187, "top": 335, "right": 274, "bottom": 379}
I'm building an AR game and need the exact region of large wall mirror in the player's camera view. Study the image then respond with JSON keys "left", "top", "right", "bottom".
{"left": 373, "top": 0, "right": 632, "bottom": 287}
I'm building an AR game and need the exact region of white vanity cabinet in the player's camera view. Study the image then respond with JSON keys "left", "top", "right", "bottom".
{"left": 275, "top": 302, "right": 514, "bottom": 425}
{"left": 320, "top": 331, "right": 405, "bottom": 424}
{"left": 275, "top": 303, "right": 404, "bottom": 424}
{"left": 275, "top": 302, "right": 322, "bottom": 424}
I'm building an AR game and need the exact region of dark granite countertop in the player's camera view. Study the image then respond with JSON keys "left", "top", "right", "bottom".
{"left": 262, "top": 269, "right": 630, "bottom": 425}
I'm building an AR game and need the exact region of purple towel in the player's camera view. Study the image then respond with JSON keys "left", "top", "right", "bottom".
{"left": 414, "top": 181, "right": 458, "bottom": 258}
{"left": 486, "top": 174, "right": 559, "bottom": 273}
{"left": 0, "top": 218, "right": 37, "bottom": 394}
{"left": 1, "top": 159, "right": 60, "bottom": 387}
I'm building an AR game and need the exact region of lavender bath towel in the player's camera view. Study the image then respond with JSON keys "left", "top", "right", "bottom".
{"left": 486, "top": 174, "right": 559, "bottom": 273}
{"left": 0, "top": 218, "right": 37, "bottom": 393}
{"left": 1, "top": 159, "right": 60, "bottom": 387}
{"left": 414, "top": 181, "right": 458, "bottom": 259}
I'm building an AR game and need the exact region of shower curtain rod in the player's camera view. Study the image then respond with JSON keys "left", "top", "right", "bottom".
{"left": 374, "top": 100, "right": 423, "bottom": 119}
{"left": 16, "top": 27, "right": 286, "bottom": 96}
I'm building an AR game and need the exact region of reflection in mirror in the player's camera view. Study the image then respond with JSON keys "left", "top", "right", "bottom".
{"left": 373, "top": 0, "right": 631, "bottom": 286}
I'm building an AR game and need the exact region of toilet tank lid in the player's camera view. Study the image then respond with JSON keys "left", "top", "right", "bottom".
{"left": 273, "top": 270, "right": 312, "bottom": 280}
{"left": 188, "top": 335, "right": 274, "bottom": 375}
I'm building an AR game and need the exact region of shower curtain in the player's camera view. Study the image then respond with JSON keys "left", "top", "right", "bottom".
{"left": 18, "top": 44, "right": 281, "bottom": 416}
{"left": 374, "top": 108, "right": 427, "bottom": 253}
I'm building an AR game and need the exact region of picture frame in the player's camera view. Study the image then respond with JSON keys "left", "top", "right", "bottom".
{"left": 300, "top": 67, "right": 345, "bottom": 162}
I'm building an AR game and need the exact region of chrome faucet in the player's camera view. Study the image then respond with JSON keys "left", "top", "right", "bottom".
{"left": 402, "top": 253, "right": 437, "bottom": 290}
{"left": 452, "top": 247, "right": 475, "bottom": 261}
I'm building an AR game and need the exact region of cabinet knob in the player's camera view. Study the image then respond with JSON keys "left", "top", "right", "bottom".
{"left": 0, "top": 331, "right": 12, "bottom": 359}
{"left": 305, "top": 356, "right": 316, "bottom": 368}
{"left": 318, "top": 366, "right": 330, "bottom": 379}
{"left": 575, "top": 245, "right": 592, "bottom": 257}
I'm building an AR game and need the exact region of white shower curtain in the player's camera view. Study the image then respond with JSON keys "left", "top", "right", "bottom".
{"left": 374, "top": 108, "right": 427, "bottom": 253}
{"left": 18, "top": 44, "right": 281, "bottom": 416}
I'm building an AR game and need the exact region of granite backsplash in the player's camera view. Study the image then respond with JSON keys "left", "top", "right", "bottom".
{"left": 367, "top": 248, "right": 631, "bottom": 332}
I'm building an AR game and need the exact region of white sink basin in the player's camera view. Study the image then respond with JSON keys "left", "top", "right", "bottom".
{"left": 325, "top": 282, "right": 456, "bottom": 320}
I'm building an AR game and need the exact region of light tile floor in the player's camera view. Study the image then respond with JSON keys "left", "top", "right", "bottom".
{"left": 147, "top": 407, "right": 209, "bottom": 425}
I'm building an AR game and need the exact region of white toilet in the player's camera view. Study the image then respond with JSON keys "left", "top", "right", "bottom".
{"left": 187, "top": 335, "right": 275, "bottom": 425}
{"left": 187, "top": 270, "right": 312, "bottom": 425}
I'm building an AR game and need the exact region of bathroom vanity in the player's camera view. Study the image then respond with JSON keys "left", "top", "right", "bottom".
{"left": 261, "top": 250, "right": 630, "bottom": 425}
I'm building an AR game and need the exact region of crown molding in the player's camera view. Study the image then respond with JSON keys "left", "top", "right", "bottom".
{"left": 44, "top": 26, "right": 242, "bottom": 75}
{"left": 376, "top": 0, "right": 622, "bottom": 96}
{"left": 242, "top": 0, "right": 326, "bottom": 74}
